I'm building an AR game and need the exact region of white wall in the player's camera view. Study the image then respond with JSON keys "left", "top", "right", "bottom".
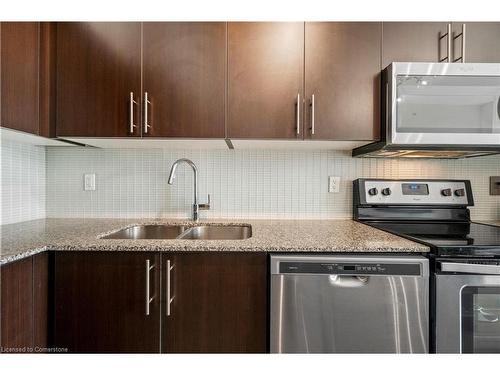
{"left": 1, "top": 139, "right": 46, "bottom": 225}
{"left": 46, "top": 147, "right": 500, "bottom": 221}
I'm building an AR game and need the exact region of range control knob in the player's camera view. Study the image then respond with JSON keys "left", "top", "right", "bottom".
{"left": 454, "top": 188, "right": 466, "bottom": 197}
{"left": 381, "top": 188, "right": 392, "bottom": 196}
{"left": 368, "top": 188, "right": 378, "bottom": 196}
{"left": 441, "top": 188, "right": 452, "bottom": 197}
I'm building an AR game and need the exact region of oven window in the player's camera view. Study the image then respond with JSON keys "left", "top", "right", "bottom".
{"left": 462, "top": 287, "right": 500, "bottom": 353}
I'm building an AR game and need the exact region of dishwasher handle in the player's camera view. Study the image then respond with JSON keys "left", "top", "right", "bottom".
{"left": 329, "top": 275, "right": 369, "bottom": 287}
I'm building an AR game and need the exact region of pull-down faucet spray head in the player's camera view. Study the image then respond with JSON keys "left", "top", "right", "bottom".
{"left": 167, "top": 163, "right": 178, "bottom": 185}
{"left": 167, "top": 158, "right": 209, "bottom": 221}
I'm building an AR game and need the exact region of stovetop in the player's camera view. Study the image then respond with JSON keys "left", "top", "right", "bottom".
{"left": 367, "top": 221, "right": 500, "bottom": 257}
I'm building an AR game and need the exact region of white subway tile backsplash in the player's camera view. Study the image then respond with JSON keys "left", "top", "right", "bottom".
{"left": 46, "top": 147, "right": 500, "bottom": 221}
{"left": 1, "top": 139, "right": 46, "bottom": 225}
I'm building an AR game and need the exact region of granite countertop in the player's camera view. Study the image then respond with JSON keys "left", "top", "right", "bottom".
{"left": 0, "top": 218, "right": 429, "bottom": 265}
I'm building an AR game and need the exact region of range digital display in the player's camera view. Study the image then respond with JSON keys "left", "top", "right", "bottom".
{"left": 402, "top": 183, "right": 429, "bottom": 196}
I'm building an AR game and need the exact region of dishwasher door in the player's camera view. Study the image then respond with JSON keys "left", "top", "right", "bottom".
{"left": 270, "top": 255, "right": 429, "bottom": 353}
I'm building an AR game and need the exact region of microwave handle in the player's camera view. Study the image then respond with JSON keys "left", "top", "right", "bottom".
{"left": 440, "top": 262, "right": 500, "bottom": 275}
{"left": 497, "top": 96, "right": 500, "bottom": 120}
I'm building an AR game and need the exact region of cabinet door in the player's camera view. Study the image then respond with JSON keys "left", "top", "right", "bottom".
{"left": 163, "top": 253, "right": 268, "bottom": 353}
{"left": 305, "top": 22, "right": 381, "bottom": 140}
{"left": 1, "top": 257, "right": 34, "bottom": 352}
{"left": 56, "top": 23, "right": 142, "bottom": 137}
{"left": 142, "top": 22, "right": 226, "bottom": 137}
{"left": 382, "top": 22, "right": 450, "bottom": 68}
{"left": 228, "top": 22, "right": 304, "bottom": 139}
{"left": 54, "top": 252, "right": 160, "bottom": 353}
{"left": 33, "top": 252, "right": 49, "bottom": 349}
{"left": 452, "top": 22, "right": 500, "bottom": 63}
{"left": 0, "top": 22, "right": 40, "bottom": 134}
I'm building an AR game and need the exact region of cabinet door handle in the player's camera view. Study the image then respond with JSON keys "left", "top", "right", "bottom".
{"left": 166, "top": 260, "right": 174, "bottom": 316}
{"left": 296, "top": 93, "right": 301, "bottom": 135}
{"left": 439, "top": 23, "right": 452, "bottom": 62}
{"left": 453, "top": 23, "right": 466, "bottom": 63}
{"left": 145, "top": 259, "right": 155, "bottom": 316}
{"left": 129, "top": 92, "right": 138, "bottom": 134}
{"left": 310, "top": 94, "right": 315, "bottom": 135}
{"left": 143, "top": 92, "right": 151, "bottom": 134}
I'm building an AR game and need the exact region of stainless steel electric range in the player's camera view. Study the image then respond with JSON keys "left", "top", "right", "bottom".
{"left": 353, "top": 178, "right": 500, "bottom": 353}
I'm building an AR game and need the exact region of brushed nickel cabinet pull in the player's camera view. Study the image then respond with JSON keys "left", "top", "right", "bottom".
{"left": 296, "top": 93, "right": 301, "bottom": 135}
{"left": 143, "top": 92, "right": 151, "bottom": 134}
{"left": 129, "top": 92, "right": 138, "bottom": 134}
{"left": 439, "top": 23, "right": 452, "bottom": 62}
{"left": 166, "top": 260, "right": 174, "bottom": 316}
{"left": 453, "top": 23, "right": 466, "bottom": 63}
{"left": 145, "top": 259, "right": 155, "bottom": 316}
{"left": 310, "top": 94, "right": 315, "bottom": 135}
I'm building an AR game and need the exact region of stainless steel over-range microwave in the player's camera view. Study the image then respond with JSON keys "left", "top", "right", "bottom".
{"left": 353, "top": 62, "right": 500, "bottom": 158}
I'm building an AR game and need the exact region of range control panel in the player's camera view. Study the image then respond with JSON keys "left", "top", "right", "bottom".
{"left": 355, "top": 179, "right": 472, "bottom": 206}
{"left": 279, "top": 262, "right": 421, "bottom": 276}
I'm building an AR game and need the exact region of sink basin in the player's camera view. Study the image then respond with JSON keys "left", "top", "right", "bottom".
{"left": 101, "top": 224, "right": 187, "bottom": 239}
{"left": 178, "top": 225, "right": 252, "bottom": 240}
{"left": 101, "top": 224, "right": 252, "bottom": 240}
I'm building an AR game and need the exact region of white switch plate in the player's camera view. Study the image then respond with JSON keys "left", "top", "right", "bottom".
{"left": 329, "top": 176, "right": 340, "bottom": 193}
{"left": 84, "top": 174, "right": 96, "bottom": 191}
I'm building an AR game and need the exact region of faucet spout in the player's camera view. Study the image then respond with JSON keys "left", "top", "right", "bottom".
{"left": 168, "top": 158, "right": 209, "bottom": 221}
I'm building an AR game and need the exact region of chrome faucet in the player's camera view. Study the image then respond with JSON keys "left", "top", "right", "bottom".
{"left": 167, "top": 158, "right": 210, "bottom": 221}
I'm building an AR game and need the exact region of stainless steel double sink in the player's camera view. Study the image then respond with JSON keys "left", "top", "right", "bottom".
{"left": 101, "top": 224, "right": 252, "bottom": 240}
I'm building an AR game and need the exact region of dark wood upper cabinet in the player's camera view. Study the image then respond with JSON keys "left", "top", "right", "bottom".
{"left": 227, "top": 22, "right": 304, "bottom": 139}
{"left": 1, "top": 22, "right": 39, "bottom": 135}
{"left": 304, "top": 22, "right": 381, "bottom": 141}
{"left": 1, "top": 257, "right": 34, "bottom": 351}
{"left": 54, "top": 252, "right": 161, "bottom": 353}
{"left": 1, "top": 22, "right": 56, "bottom": 137}
{"left": 56, "top": 23, "right": 142, "bottom": 137}
{"left": 142, "top": 23, "right": 226, "bottom": 138}
{"left": 382, "top": 22, "right": 450, "bottom": 68}
{"left": 163, "top": 253, "right": 268, "bottom": 353}
{"left": 452, "top": 22, "right": 500, "bottom": 63}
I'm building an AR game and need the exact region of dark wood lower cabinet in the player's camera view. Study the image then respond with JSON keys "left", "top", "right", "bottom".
{"left": 33, "top": 252, "right": 50, "bottom": 349}
{"left": 163, "top": 253, "right": 268, "bottom": 353}
{"left": 0, "top": 253, "right": 50, "bottom": 354}
{"left": 51, "top": 251, "right": 268, "bottom": 353}
{"left": 1, "top": 257, "right": 34, "bottom": 352}
{"left": 53, "top": 252, "right": 161, "bottom": 353}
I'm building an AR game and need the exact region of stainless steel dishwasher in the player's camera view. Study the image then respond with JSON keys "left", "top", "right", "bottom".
{"left": 270, "top": 255, "right": 429, "bottom": 353}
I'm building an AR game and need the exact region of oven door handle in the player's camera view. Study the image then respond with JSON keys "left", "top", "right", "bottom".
{"left": 440, "top": 262, "right": 500, "bottom": 275}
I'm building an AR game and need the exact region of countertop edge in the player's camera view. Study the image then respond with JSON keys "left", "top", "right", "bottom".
{"left": 1, "top": 218, "right": 433, "bottom": 266}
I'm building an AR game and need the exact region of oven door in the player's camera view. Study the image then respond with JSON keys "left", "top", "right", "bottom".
{"left": 435, "top": 262, "right": 500, "bottom": 353}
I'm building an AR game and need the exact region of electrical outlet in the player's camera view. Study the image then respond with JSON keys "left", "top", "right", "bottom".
{"left": 84, "top": 174, "right": 96, "bottom": 191}
{"left": 329, "top": 176, "right": 340, "bottom": 193}
{"left": 491, "top": 176, "right": 500, "bottom": 195}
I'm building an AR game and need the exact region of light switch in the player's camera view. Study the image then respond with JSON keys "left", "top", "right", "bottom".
{"left": 84, "top": 174, "right": 96, "bottom": 191}
{"left": 329, "top": 176, "right": 340, "bottom": 193}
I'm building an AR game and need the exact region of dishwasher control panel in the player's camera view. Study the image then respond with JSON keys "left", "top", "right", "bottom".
{"left": 279, "top": 262, "right": 422, "bottom": 276}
